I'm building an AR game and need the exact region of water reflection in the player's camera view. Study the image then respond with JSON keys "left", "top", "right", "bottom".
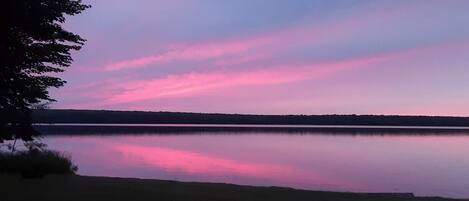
{"left": 42, "top": 127, "right": 469, "bottom": 198}
{"left": 36, "top": 124, "right": 469, "bottom": 136}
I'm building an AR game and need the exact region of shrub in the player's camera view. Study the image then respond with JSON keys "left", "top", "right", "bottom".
{"left": 0, "top": 150, "right": 77, "bottom": 178}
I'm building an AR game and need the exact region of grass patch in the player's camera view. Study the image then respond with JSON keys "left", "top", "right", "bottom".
{"left": 0, "top": 150, "right": 77, "bottom": 178}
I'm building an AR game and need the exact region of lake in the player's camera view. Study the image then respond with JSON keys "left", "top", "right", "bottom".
{"left": 37, "top": 124, "right": 469, "bottom": 198}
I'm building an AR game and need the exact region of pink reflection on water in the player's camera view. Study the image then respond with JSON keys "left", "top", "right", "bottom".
{"left": 113, "top": 143, "right": 294, "bottom": 177}
{"left": 110, "top": 143, "right": 344, "bottom": 188}
{"left": 43, "top": 133, "right": 469, "bottom": 198}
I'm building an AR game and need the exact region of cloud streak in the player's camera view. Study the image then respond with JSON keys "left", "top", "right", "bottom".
{"left": 104, "top": 37, "right": 272, "bottom": 71}
{"left": 102, "top": 2, "right": 409, "bottom": 72}
{"left": 87, "top": 51, "right": 400, "bottom": 107}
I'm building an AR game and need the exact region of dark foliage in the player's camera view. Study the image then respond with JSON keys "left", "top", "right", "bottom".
{"left": 0, "top": 0, "right": 89, "bottom": 142}
{"left": 0, "top": 150, "right": 77, "bottom": 178}
{"left": 34, "top": 109, "right": 469, "bottom": 127}
{"left": 0, "top": 108, "right": 39, "bottom": 143}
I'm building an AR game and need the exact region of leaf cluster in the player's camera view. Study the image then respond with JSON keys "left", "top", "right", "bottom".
{"left": 1, "top": 0, "right": 89, "bottom": 142}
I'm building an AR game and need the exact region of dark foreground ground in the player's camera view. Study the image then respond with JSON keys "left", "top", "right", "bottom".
{"left": 0, "top": 174, "right": 466, "bottom": 201}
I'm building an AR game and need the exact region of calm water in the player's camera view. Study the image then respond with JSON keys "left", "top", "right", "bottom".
{"left": 40, "top": 125, "right": 469, "bottom": 198}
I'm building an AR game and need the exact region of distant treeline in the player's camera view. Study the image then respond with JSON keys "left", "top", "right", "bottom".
{"left": 32, "top": 109, "right": 469, "bottom": 127}
{"left": 34, "top": 125, "right": 469, "bottom": 136}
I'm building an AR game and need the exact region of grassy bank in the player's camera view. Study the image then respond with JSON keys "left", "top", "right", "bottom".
{"left": 0, "top": 174, "right": 466, "bottom": 201}
{"left": 0, "top": 150, "right": 76, "bottom": 177}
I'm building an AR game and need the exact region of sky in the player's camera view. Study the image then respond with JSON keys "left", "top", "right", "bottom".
{"left": 51, "top": 0, "right": 469, "bottom": 116}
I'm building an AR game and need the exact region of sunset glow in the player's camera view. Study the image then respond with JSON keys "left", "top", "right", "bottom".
{"left": 53, "top": 0, "right": 469, "bottom": 115}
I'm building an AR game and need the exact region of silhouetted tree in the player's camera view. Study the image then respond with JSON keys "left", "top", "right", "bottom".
{"left": 0, "top": 0, "right": 90, "bottom": 144}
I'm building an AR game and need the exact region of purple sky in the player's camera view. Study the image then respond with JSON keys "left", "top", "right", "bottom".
{"left": 52, "top": 0, "right": 469, "bottom": 116}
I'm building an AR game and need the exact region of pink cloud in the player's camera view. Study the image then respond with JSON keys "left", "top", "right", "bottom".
{"left": 104, "top": 37, "right": 272, "bottom": 71}
{"left": 56, "top": 38, "right": 469, "bottom": 111}
{"left": 97, "top": 52, "right": 396, "bottom": 106}
{"left": 214, "top": 53, "right": 269, "bottom": 66}
{"left": 101, "top": 3, "right": 410, "bottom": 72}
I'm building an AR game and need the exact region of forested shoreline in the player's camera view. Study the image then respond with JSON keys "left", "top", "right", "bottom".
{"left": 33, "top": 109, "right": 469, "bottom": 127}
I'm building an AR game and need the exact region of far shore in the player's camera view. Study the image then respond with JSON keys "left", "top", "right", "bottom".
{"left": 33, "top": 123, "right": 469, "bottom": 136}
{"left": 1, "top": 174, "right": 466, "bottom": 201}
{"left": 33, "top": 109, "right": 469, "bottom": 127}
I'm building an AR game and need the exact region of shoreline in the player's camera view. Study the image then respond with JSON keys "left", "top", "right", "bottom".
{"left": 1, "top": 174, "right": 466, "bottom": 201}
{"left": 33, "top": 123, "right": 469, "bottom": 130}
{"left": 33, "top": 124, "right": 469, "bottom": 136}
{"left": 33, "top": 109, "right": 469, "bottom": 127}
